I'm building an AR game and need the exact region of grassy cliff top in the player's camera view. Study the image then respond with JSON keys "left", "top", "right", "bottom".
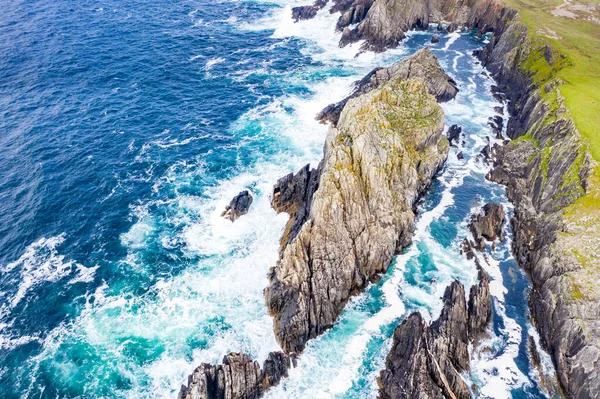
{"left": 504, "top": 0, "right": 600, "bottom": 160}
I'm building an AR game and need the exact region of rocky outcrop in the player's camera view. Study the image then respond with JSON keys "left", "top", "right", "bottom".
{"left": 379, "top": 279, "right": 491, "bottom": 399}
{"left": 469, "top": 202, "right": 505, "bottom": 250}
{"left": 272, "top": 164, "right": 322, "bottom": 251}
{"left": 470, "top": 1, "right": 600, "bottom": 397}
{"left": 339, "top": 0, "right": 473, "bottom": 51}
{"left": 292, "top": 0, "right": 328, "bottom": 22}
{"left": 178, "top": 352, "right": 291, "bottom": 399}
{"left": 267, "top": 77, "right": 449, "bottom": 353}
{"left": 317, "top": 48, "right": 458, "bottom": 125}
{"left": 447, "top": 124, "right": 462, "bottom": 146}
{"left": 221, "top": 191, "right": 253, "bottom": 222}
{"left": 332, "top": 0, "right": 374, "bottom": 31}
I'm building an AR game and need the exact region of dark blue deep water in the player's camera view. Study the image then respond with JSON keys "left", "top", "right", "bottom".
{"left": 0, "top": 1, "right": 558, "bottom": 398}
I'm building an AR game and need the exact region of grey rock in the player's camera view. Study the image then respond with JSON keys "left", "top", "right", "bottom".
{"left": 272, "top": 163, "right": 321, "bottom": 251}
{"left": 378, "top": 281, "right": 472, "bottom": 399}
{"left": 447, "top": 124, "right": 462, "bottom": 146}
{"left": 469, "top": 202, "right": 505, "bottom": 250}
{"left": 317, "top": 48, "right": 458, "bottom": 125}
{"left": 221, "top": 190, "right": 253, "bottom": 222}
{"left": 431, "top": 34, "right": 440, "bottom": 43}
{"left": 267, "top": 77, "right": 448, "bottom": 353}
{"left": 333, "top": 0, "right": 374, "bottom": 31}
{"left": 473, "top": 1, "right": 600, "bottom": 396}
{"left": 340, "top": 0, "right": 473, "bottom": 51}
{"left": 178, "top": 352, "right": 291, "bottom": 399}
{"left": 292, "top": 0, "right": 328, "bottom": 22}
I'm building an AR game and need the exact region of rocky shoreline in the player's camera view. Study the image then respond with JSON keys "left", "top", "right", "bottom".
{"left": 179, "top": 0, "right": 599, "bottom": 397}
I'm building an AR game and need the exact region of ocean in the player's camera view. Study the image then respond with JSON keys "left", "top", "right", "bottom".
{"left": 0, "top": 1, "right": 558, "bottom": 397}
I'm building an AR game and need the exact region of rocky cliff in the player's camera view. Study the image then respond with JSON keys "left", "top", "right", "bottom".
{"left": 266, "top": 77, "right": 449, "bottom": 354}
{"left": 317, "top": 47, "right": 458, "bottom": 125}
{"left": 469, "top": 1, "right": 600, "bottom": 397}
{"left": 378, "top": 279, "right": 491, "bottom": 399}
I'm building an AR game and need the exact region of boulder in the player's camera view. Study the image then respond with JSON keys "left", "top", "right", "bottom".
{"left": 469, "top": 202, "right": 505, "bottom": 249}
{"left": 221, "top": 190, "right": 253, "bottom": 222}
{"left": 447, "top": 124, "right": 462, "bottom": 146}
{"left": 431, "top": 34, "right": 440, "bottom": 43}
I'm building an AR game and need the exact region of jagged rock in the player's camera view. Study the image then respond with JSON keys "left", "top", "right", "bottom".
{"left": 469, "top": 202, "right": 505, "bottom": 250}
{"left": 333, "top": 0, "right": 374, "bottom": 31}
{"left": 292, "top": 0, "right": 327, "bottom": 22}
{"left": 379, "top": 278, "right": 492, "bottom": 398}
{"left": 447, "top": 124, "right": 462, "bottom": 146}
{"left": 494, "top": 106, "right": 504, "bottom": 115}
{"left": 529, "top": 335, "right": 542, "bottom": 368}
{"left": 317, "top": 48, "right": 458, "bottom": 125}
{"left": 221, "top": 191, "right": 253, "bottom": 222}
{"left": 378, "top": 281, "right": 471, "bottom": 399}
{"left": 272, "top": 163, "right": 321, "bottom": 251}
{"left": 468, "top": 270, "right": 492, "bottom": 343}
{"left": 178, "top": 352, "right": 291, "bottom": 399}
{"left": 457, "top": 151, "right": 464, "bottom": 160}
{"left": 479, "top": 138, "right": 500, "bottom": 163}
{"left": 267, "top": 78, "right": 448, "bottom": 353}
{"left": 431, "top": 34, "right": 440, "bottom": 43}
{"left": 340, "top": 0, "right": 472, "bottom": 51}
{"left": 474, "top": 5, "right": 600, "bottom": 394}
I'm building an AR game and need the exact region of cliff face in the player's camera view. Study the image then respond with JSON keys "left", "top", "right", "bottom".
{"left": 317, "top": 47, "right": 458, "bottom": 125}
{"left": 469, "top": 1, "right": 600, "bottom": 397}
{"left": 266, "top": 77, "right": 449, "bottom": 353}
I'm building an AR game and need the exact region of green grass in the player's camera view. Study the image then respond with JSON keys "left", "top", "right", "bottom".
{"left": 503, "top": 0, "right": 600, "bottom": 160}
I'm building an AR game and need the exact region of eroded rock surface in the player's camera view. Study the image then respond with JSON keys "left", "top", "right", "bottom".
{"left": 340, "top": 0, "right": 473, "bottom": 51}
{"left": 379, "top": 280, "right": 490, "bottom": 399}
{"left": 221, "top": 190, "right": 253, "bottom": 222}
{"left": 317, "top": 48, "right": 458, "bottom": 125}
{"left": 178, "top": 352, "right": 291, "bottom": 399}
{"left": 469, "top": 202, "right": 505, "bottom": 249}
{"left": 267, "top": 77, "right": 449, "bottom": 353}
{"left": 272, "top": 163, "right": 322, "bottom": 251}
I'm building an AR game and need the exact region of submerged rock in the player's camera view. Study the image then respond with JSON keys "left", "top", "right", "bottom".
{"left": 178, "top": 352, "right": 291, "bottom": 399}
{"left": 267, "top": 77, "right": 448, "bottom": 353}
{"left": 221, "top": 190, "right": 253, "bottom": 222}
{"left": 469, "top": 202, "right": 505, "bottom": 250}
{"left": 431, "top": 34, "right": 439, "bottom": 43}
{"left": 317, "top": 48, "right": 458, "bottom": 125}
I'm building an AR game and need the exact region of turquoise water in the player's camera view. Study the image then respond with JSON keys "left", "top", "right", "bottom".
{"left": 0, "top": 1, "right": 556, "bottom": 397}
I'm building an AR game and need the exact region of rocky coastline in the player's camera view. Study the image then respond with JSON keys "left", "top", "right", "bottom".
{"left": 179, "top": 0, "right": 599, "bottom": 397}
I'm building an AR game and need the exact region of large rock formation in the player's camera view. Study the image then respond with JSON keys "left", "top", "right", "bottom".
{"left": 267, "top": 77, "right": 449, "bottom": 354}
{"left": 471, "top": 1, "right": 600, "bottom": 396}
{"left": 178, "top": 352, "right": 291, "bottom": 399}
{"left": 339, "top": 0, "right": 473, "bottom": 51}
{"left": 317, "top": 47, "right": 458, "bottom": 125}
{"left": 379, "top": 279, "right": 491, "bottom": 399}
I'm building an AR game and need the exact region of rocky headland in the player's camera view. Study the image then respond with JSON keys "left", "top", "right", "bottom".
{"left": 266, "top": 75, "right": 449, "bottom": 354}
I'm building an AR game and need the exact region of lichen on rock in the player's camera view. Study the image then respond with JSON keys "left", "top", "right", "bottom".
{"left": 266, "top": 77, "right": 448, "bottom": 354}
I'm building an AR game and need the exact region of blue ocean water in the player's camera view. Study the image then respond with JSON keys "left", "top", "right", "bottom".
{"left": 0, "top": 1, "right": 558, "bottom": 398}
